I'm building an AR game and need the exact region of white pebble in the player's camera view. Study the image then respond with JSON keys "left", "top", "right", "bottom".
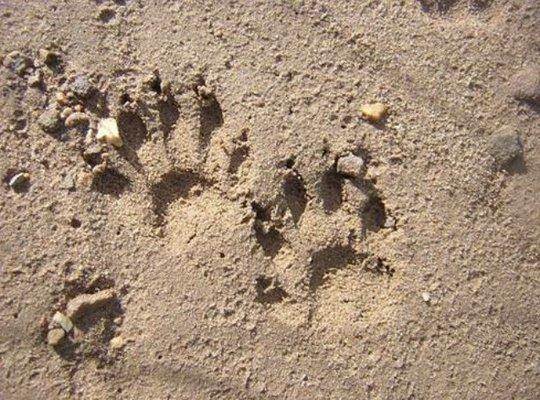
{"left": 96, "top": 118, "right": 123, "bottom": 147}
{"left": 52, "top": 311, "right": 73, "bottom": 333}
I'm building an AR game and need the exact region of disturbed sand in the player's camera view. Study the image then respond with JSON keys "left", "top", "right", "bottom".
{"left": 0, "top": 1, "right": 539, "bottom": 399}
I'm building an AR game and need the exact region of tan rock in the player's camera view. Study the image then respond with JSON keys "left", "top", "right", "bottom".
{"left": 47, "top": 328, "right": 65, "bottom": 347}
{"left": 110, "top": 336, "right": 126, "bottom": 349}
{"left": 66, "top": 289, "right": 116, "bottom": 320}
{"left": 508, "top": 66, "right": 540, "bottom": 104}
{"left": 65, "top": 112, "right": 90, "bottom": 128}
{"left": 96, "top": 118, "right": 123, "bottom": 147}
{"left": 360, "top": 102, "right": 387, "bottom": 122}
{"left": 336, "top": 154, "right": 364, "bottom": 178}
{"left": 52, "top": 311, "right": 73, "bottom": 332}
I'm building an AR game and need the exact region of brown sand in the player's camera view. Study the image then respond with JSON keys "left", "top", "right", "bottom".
{"left": 0, "top": 1, "right": 539, "bottom": 399}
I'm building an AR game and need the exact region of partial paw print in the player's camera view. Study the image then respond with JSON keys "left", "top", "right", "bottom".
{"left": 152, "top": 72, "right": 225, "bottom": 170}
{"left": 248, "top": 147, "right": 397, "bottom": 319}
{"left": 317, "top": 150, "right": 390, "bottom": 235}
{"left": 139, "top": 76, "right": 254, "bottom": 229}
{"left": 43, "top": 268, "right": 126, "bottom": 364}
{"left": 149, "top": 170, "right": 209, "bottom": 226}
{"left": 53, "top": 67, "right": 253, "bottom": 233}
{"left": 417, "top": 0, "right": 492, "bottom": 14}
{"left": 252, "top": 148, "right": 391, "bottom": 255}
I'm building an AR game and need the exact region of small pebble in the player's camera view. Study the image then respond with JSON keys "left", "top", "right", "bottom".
{"left": 487, "top": 126, "right": 523, "bottom": 171}
{"left": 52, "top": 311, "right": 73, "bottom": 333}
{"left": 59, "top": 172, "right": 76, "bottom": 191}
{"left": 97, "top": 118, "right": 123, "bottom": 147}
{"left": 65, "top": 112, "right": 90, "bottom": 128}
{"left": 37, "top": 109, "right": 61, "bottom": 133}
{"left": 55, "top": 92, "right": 69, "bottom": 106}
{"left": 60, "top": 107, "right": 73, "bottom": 119}
{"left": 361, "top": 102, "right": 388, "bottom": 122}
{"left": 77, "top": 171, "right": 94, "bottom": 189}
{"left": 508, "top": 66, "right": 540, "bottom": 104}
{"left": 337, "top": 154, "right": 365, "bottom": 178}
{"left": 383, "top": 215, "right": 396, "bottom": 229}
{"left": 421, "top": 292, "right": 431, "bottom": 302}
{"left": 66, "top": 288, "right": 116, "bottom": 320}
{"left": 9, "top": 172, "right": 29, "bottom": 189}
{"left": 47, "top": 328, "right": 65, "bottom": 347}
{"left": 71, "top": 75, "right": 95, "bottom": 98}
{"left": 110, "top": 336, "right": 126, "bottom": 349}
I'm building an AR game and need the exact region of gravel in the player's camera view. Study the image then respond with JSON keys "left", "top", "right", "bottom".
{"left": 487, "top": 126, "right": 523, "bottom": 171}
{"left": 37, "top": 109, "right": 61, "bottom": 133}
{"left": 508, "top": 66, "right": 540, "bottom": 104}
{"left": 65, "top": 112, "right": 90, "bottom": 128}
{"left": 71, "top": 75, "right": 95, "bottom": 98}
{"left": 47, "top": 328, "right": 65, "bottom": 347}
{"left": 337, "top": 154, "right": 365, "bottom": 178}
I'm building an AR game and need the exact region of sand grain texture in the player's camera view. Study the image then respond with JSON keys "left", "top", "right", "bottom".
{"left": 0, "top": 1, "right": 539, "bottom": 399}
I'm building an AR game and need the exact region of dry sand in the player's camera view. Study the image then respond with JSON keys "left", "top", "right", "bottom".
{"left": 0, "top": 1, "right": 539, "bottom": 399}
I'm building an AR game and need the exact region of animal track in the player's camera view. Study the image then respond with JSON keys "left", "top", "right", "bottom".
{"left": 194, "top": 77, "right": 224, "bottom": 151}
{"left": 362, "top": 193, "right": 387, "bottom": 233}
{"left": 92, "top": 168, "right": 131, "bottom": 197}
{"left": 199, "top": 95, "right": 223, "bottom": 147}
{"left": 318, "top": 169, "right": 343, "bottom": 213}
{"left": 69, "top": 67, "right": 393, "bottom": 316}
{"left": 252, "top": 202, "right": 285, "bottom": 258}
{"left": 117, "top": 110, "right": 147, "bottom": 170}
{"left": 282, "top": 170, "right": 307, "bottom": 224}
{"left": 53, "top": 274, "right": 124, "bottom": 364}
{"left": 309, "top": 245, "right": 358, "bottom": 291}
{"left": 362, "top": 255, "right": 395, "bottom": 276}
{"left": 117, "top": 111, "right": 147, "bottom": 150}
{"left": 228, "top": 144, "right": 249, "bottom": 175}
{"left": 150, "top": 170, "right": 207, "bottom": 225}
{"left": 158, "top": 97, "right": 180, "bottom": 140}
{"left": 418, "top": 0, "right": 492, "bottom": 13}
{"left": 255, "top": 275, "right": 288, "bottom": 305}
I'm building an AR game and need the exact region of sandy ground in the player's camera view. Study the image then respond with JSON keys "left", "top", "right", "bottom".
{"left": 0, "top": 1, "right": 539, "bottom": 399}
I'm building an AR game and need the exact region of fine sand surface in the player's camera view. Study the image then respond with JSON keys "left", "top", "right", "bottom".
{"left": 0, "top": 1, "right": 539, "bottom": 399}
